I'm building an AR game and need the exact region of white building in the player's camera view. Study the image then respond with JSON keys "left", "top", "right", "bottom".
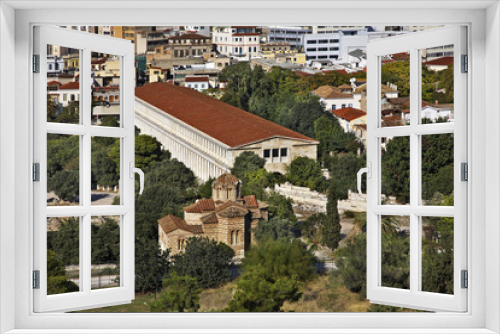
{"left": 184, "top": 76, "right": 210, "bottom": 92}
{"left": 135, "top": 82, "right": 318, "bottom": 181}
{"left": 213, "top": 26, "right": 261, "bottom": 58}
{"left": 268, "top": 26, "right": 312, "bottom": 49}
{"left": 184, "top": 26, "right": 211, "bottom": 37}
{"left": 46, "top": 55, "right": 64, "bottom": 74}
{"left": 312, "top": 85, "right": 359, "bottom": 111}
{"left": 402, "top": 105, "right": 453, "bottom": 123}
{"left": 304, "top": 32, "right": 340, "bottom": 62}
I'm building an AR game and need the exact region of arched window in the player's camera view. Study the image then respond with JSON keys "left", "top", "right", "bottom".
{"left": 178, "top": 238, "right": 182, "bottom": 250}
{"left": 235, "top": 230, "right": 239, "bottom": 244}
{"left": 230, "top": 231, "right": 234, "bottom": 245}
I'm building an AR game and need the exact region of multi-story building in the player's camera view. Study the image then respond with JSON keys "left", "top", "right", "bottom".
{"left": 145, "top": 33, "right": 212, "bottom": 63}
{"left": 135, "top": 82, "right": 318, "bottom": 181}
{"left": 184, "top": 26, "right": 211, "bottom": 37}
{"left": 303, "top": 32, "right": 341, "bottom": 62}
{"left": 213, "top": 26, "right": 261, "bottom": 58}
{"left": 46, "top": 55, "right": 64, "bottom": 74}
{"left": 268, "top": 26, "right": 312, "bottom": 49}
{"left": 311, "top": 26, "right": 365, "bottom": 34}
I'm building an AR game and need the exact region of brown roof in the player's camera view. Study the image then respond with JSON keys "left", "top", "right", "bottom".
{"left": 200, "top": 213, "right": 218, "bottom": 224}
{"left": 170, "top": 33, "right": 209, "bottom": 40}
{"left": 214, "top": 200, "right": 248, "bottom": 213}
{"left": 332, "top": 107, "right": 367, "bottom": 122}
{"left": 184, "top": 199, "right": 215, "bottom": 213}
{"left": 135, "top": 83, "right": 317, "bottom": 147}
{"left": 243, "top": 195, "right": 258, "bottom": 208}
{"left": 215, "top": 173, "right": 240, "bottom": 185}
{"left": 158, "top": 214, "right": 203, "bottom": 234}
{"left": 313, "top": 86, "right": 352, "bottom": 99}
{"left": 424, "top": 57, "right": 454, "bottom": 66}
{"left": 185, "top": 76, "right": 209, "bottom": 83}
{"left": 338, "top": 84, "right": 352, "bottom": 89}
{"left": 47, "top": 81, "right": 62, "bottom": 86}
{"left": 59, "top": 82, "right": 79, "bottom": 90}
{"left": 355, "top": 123, "right": 367, "bottom": 130}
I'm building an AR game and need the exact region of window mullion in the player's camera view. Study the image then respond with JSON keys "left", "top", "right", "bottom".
{"left": 409, "top": 47, "right": 420, "bottom": 294}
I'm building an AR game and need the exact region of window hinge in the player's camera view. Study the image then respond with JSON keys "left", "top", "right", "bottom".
{"left": 33, "top": 163, "right": 40, "bottom": 182}
{"left": 461, "top": 162, "right": 468, "bottom": 182}
{"left": 33, "top": 54, "right": 40, "bottom": 73}
{"left": 461, "top": 54, "right": 468, "bottom": 73}
{"left": 33, "top": 270, "right": 40, "bottom": 289}
{"left": 461, "top": 270, "right": 468, "bottom": 289}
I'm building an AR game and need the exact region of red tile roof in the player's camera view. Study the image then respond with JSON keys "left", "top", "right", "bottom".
{"left": 424, "top": 57, "right": 454, "bottom": 66}
{"left": 243, "top": 195, "right": 258, "bottom": 208}
{"left": 334, "top": 69, "right": 349, "bottom": 75}
{"left": 185, "top": 76, "right": 209, "bottom": 83}
{"left": 215, "top": 173, "right": 240, "bottom": 185}
{"left": 158, "top": 214, "right": 203, "bottom": 234}
{"left": 170, "top": 33, "right": 209, "bottom": 40}
{"left": 201, "top": 213, "right": 218, "bottom": 224}
{"left": 59, "top": 82, "right": 79, "bottom": 90}
{"left": 331, "top": 107, "right": 367, "bottom": 122}
{"left": 135, "top": 83, "right": 317, "bottom": 147}
{"left": 184, "top": 199, "right": 215, "bottom": 213}
{"left": 47, "top": 81, "right": 62, "bottom": 86}
{"left": 294, "top": 70, "right": 313, "bottom": 77}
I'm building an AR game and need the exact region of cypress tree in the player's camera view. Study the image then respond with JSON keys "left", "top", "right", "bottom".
{"left": 322, "top": 178, "right": 341, "bottom": 250}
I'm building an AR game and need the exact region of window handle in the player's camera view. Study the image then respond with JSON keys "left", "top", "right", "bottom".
{"left": 129, "top": 162, "right": 145, "bottom": 195}
{"left": 357, "top": 162, "right": 371, "bottom": 194}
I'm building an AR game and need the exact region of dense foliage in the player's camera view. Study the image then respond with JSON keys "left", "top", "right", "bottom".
{"left": 231, "top": 151, "right": 266, "bottom": 180}
{"left": 47, "top": 249, "right": 79, "bottom": 295}
{"left": 148, "top": 272, "right": 202, "bottom": 312}
{"left": 323, "top": 152, "right": 367, "bottom": 200}
{"left": 286, "top": 156, "right": 328, "bottom": 192}
{"left": 172, "top": 237, "right": 235, "bottom": 289}
{"left": 254, "top": 217, "right": 299, "bottom": 243}
{"left": 321, "top": 179, "right": 342, "bottom": 250}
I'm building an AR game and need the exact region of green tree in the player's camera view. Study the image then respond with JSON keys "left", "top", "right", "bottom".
{"left": 47, "top": 250, "right": 79, "bottom": 295}
{"left": 225, "top": 265, "right": 301, "bottom": 312}
{"left": 314, "top": 115, "right": 360, "bottom": 158}
{"left": 324, "top": 152, "right": 367, "bottom": 200}
{"left": 381, "top": 136, "right": 411, "bottom": 203}
{"left": 263, "top": 191, "right": 296, "bottom": 222}
{"left": 286, "top": 156, "right": 327, "bottom": 192}
{"left": 109, "top": 134, "right": 162, "bottom": 171}
{"left": 231, "top": 151, "right": 266, "bottom": 180}
{"left": 254, "top": 217, "right": 298, "bottom": 243}
{"left": 48, "top": 170, "right": 79, "bottom": 201}
{"left": 321, "top": 179, "right": 341, "bottom": 250}
{"left": 336, "top": 233, "right": 368, "bottom": 297}
{"left": 172, "top": 237, "right": 235, "bottom": 289}
{"left": 242, "top": 168, "right": 271, "bottom": 199}
{"left": 301, "top": 213, "right": 327, "bottom": 242}
{"left": 135, "top": 236, "right": 171, "bottom": 294}
{"left": 198, "top": 177, "right": 215, "bottom": 199}
{"left": 148, "top": 272, "right": 201, "bottom": 312}
{"left": 91, "top": 218, "right": 120, "bottom": 264}
{"left": 47, "top": 217, "right": 80, "bottom": 265}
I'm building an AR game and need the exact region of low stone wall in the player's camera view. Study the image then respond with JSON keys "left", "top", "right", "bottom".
{"left": 271, "top": 183, "right": 399, "bottom": 214}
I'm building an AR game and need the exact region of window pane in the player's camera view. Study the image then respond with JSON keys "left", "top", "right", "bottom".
{"left": 47, "top": 45, "right": 80, "bottom": 124}
{"left": 381, "top": 215, "right": 410, "bottom": 290}
{"left": 91, "top": 52, "right": 121, "bottom": 127}
{"left": 91, "top": 137, "right": 121, "bottom": 205}
{"left": 421, "top": 133, "right": 454, "bottom": 205}
{"left": 272, "top": 148, "right": 279, "bottom": 157}
{"left": 381, "top": 136, "right": 410, "bottom": 205}
{"left": 263, "top": 149, "right": 270, "bottom": 158}
{"left": 47, "top": 134, "right": 80, "bottom": 206}
{"left": 91, "top": 216, "right": 121, "bottom": 290}
{"left": 421, "top": 216, "right": 454, "bottom": 294}
{"left": 421, "top": 45, "right": 454, "bottom": 124}
{"left": 380, "top": 52, "right": 409, "bottom": 127}
{"left": 47, "top": 217, "right": 80, "bottom": 295}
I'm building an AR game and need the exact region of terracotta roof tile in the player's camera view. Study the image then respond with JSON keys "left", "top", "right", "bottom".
{"left": 59, "top": 82, "right": 79, "bottom": 90}
{"left": 183, "top": 198, "right": 215, "bottom": 213}
{"left": 200, "top": 213, "right": 218, "bottom": 224}
{"left": 47, "top": 81, "right": 62, "bottom": 86}
{"left": 185, "top": 76, "right": 209, "bottom": 83}
{"left": 214, "top": 200, "right": 248, "bottom": 213}
{"left": 135, "top": 83, "right": 318, "bottom": 148}
{"left": 158, "top": 214, "right": 203, "bottom": 234}
{"left": 243, "top": 195, "right": 258, "bottom": 208}
{"left": 215, "top": 173, "right": 240, "bottom": 185}
{"left": 331, "top": 107, "right": 367, "bottom": 122}
{"left": 424, "top": 57, "right": 454, "bottom": 66}
{"left": 313, "top": 85, "right": 352, "bottom": 99}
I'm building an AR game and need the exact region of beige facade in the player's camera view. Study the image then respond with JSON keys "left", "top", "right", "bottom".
{"left": 158, "top": 174, "right": 268, "bottom": 257}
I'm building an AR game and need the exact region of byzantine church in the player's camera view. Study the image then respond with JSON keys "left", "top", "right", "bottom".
{"left": 157, "top": 173, "right": 268, "bottom": 257}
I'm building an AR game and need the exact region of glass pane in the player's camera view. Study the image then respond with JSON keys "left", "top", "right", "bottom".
{"left": 381, "top": 136, "right": 410, "bottom": 205}
{"left": 381, "top": 215, "right": 410, "bottom": 290}
{"left": 47, "top": 134, "right": 80, "bottom": 206}
{"left": 47, "top": 216, "right": 80, "bottom": 295}
{"left": 91, "top": 137, "right": 121, "bottom": 205}
{"left": 47, "top": 45, "right": 80, "bottom": 124}
{"left": 421, "top": 133, "right": 454, "bottom": 205}
{"left": 91, "top": 52, "right": 121, "bottom": 127}
{"left": 380, "top": 52, "right": 409, "bottom": 127}
{"left": 91, "top": 216, "right": 121, "bottom": 290}
{"left": 421, "top": 45, "right": 454, "bottom": 124}
{"left": 421, "top": 216, "right": 454, "bottom": 294}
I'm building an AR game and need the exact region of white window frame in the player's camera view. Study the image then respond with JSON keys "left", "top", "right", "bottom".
{"left": 32, "top": 26, "right": 136, "bottom": 313}
{"left": 366, "top": 26, "right": 467, "bottom": 312}
{"left": 0, "top": 2, "right": 498, "bottom": 333}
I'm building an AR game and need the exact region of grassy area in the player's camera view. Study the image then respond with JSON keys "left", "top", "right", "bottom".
{"left": 198, "top": 282, "right": 235, "bottom": 312}
{"left": 77, "top": 292, "right": 154, "bottom": 313}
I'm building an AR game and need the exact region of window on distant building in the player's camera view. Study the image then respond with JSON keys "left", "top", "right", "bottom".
{"left": 272, "top": 148, "right": 279, "bottom": 158}
{"left": 307, "top": 40, "right": 317, "bottom": 44}
{"left": 263, "top": 149, "right": 270, "bottom": 158}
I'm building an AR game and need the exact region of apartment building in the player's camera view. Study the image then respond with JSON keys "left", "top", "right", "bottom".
{"left": 213, "top": 26, "right": 261, "bottom": 58}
